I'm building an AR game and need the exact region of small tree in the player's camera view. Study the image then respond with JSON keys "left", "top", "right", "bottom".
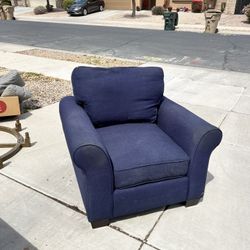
{"left": 132, "top": 0, "right": 136, "bottom": 17}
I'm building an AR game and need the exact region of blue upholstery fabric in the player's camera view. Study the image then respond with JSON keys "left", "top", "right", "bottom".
{"left": 71, "top": 66, "right": 164, "bottom": 127}
{"left": 59, "top": 67, "right": 223, "bottom": 225}
{"left": 157, "top": 97, "right": 223, "bottom": 200}
{"left": 59, "top": 96, "right": 114, "bottom": 221}
{"left": 97, "top": 123, "right": 189, "bottom": 189}
{"left": 114, "top": 177, "right": 188, "bottom": 217}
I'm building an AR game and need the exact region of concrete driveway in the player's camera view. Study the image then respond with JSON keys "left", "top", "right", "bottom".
{"left": 0, "top": 43, "right": 250, "bottom": 249}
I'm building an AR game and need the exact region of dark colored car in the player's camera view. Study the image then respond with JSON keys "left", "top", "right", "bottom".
{"left": 67, "top": 0, "right": 105, "bottom": 16}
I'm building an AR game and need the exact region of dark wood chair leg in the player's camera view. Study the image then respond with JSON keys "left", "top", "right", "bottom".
{"left": 185, "top": 198, "right": 201, "bottom": 207}
{"left": 91, "top": 219, "right": 110, "bottom": 229}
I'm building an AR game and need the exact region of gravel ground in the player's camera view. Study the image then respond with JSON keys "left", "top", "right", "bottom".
{"left": 18, "top": 49, "right": 142, "bottom": 67}
{"left": 0, "top": 67, "right": 71, "bottom": 110}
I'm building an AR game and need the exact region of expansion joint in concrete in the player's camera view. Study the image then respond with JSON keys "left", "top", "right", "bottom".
{"left": 0, "top": 172, "right": 86, "bottom": 215}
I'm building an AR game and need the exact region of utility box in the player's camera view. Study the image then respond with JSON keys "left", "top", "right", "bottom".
{"left": 0, "top": 96, "right": 20, "bottom": 117}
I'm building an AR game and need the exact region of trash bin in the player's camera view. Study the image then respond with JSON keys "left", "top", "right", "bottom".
{"left": 0, "top": 6, "right": 6, "bottom": 20}
{"left": 164, "top": 11, "right": 178, "bottom": 31}
{"left": 2, "top": 5, "right": 14, "bottom": 20}
{"left": 0, "top": 0, "right": 14, "bottom": 20}
{"left": 204, "top": 9, "right": 222, "bottom": 33}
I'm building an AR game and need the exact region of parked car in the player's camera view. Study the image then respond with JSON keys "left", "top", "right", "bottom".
{"left": 67, "top": 0, "right": 105, "bottom": 16}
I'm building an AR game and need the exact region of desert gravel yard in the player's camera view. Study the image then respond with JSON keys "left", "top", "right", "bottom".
{"left": 0, "top": 67, "right": 71, "bottom": 110}
{"left": 18, "top": 49, "right": 142, "bottom": 67}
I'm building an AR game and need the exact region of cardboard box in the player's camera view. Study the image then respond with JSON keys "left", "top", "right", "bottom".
{"left": 0, "top": 96, "right": 20, "bottom": 117}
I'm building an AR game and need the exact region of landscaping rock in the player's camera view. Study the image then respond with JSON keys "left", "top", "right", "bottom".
{"left": 1, "top": 84, "right": 31, "bottom": 102}
{"left": 0, "top": 70, "right": 25, "bottom": 95}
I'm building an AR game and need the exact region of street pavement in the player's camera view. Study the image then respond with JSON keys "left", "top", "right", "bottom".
{"left": 0, "top": 21, "right": 250, "bottom": 73}
{"left": 0, "top": 43, "right": 250, "bottom": 249}
{"left": 14, "top": 8, "right": 250, "bottom": 35}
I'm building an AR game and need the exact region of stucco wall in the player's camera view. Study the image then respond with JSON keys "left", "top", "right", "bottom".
{"left": 105, "top": 0, "right": 131, "bottom": 9}
{"left": 22, "top": 0, "right": 57, "bottom": 7}
{"left": 214, "top": 0, "right": 236, "bottom": 13}
{"left": 105, "top": 0, "right": 140, "bottom": 9}
{"left": 224, "top": 0, "right": 237, "bottom": 13}
{"left": 156, "top": 0, "right": 192, "bottom": 10}
{"left": 158, "top": 0, "right": 235, "bottom": 13}
{"left": 28, "top": 0, "right": 235, "bottom": 13}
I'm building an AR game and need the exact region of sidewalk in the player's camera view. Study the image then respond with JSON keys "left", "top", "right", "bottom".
{"left": 14, "top": 8, "right": 250, "bottom": 35}
{"left": 1, "top": 43, "right": 250, "bottom": 249}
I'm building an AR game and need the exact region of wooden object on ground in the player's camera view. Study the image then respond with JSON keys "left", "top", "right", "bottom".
{"left": 0, "top": 120, "right": 32, "bottom": 169}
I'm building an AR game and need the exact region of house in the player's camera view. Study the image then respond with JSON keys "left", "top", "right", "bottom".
{"left": 17, "top": 0, "right": 248, "bottom": 14}
{"left": 105, "top": 0, "right": 249, "bottom": 14}
{"left": 105, "top": 0, "right": 194, "bottom": 11}
{"left": 105, "top": 0, "right": 165, "bottom": 10}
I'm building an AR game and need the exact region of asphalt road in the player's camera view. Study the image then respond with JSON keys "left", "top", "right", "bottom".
{"left": 0, "top": 21, "right": 249, "bottom": 73}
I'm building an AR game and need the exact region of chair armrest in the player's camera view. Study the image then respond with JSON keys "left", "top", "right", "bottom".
{"left": 157, "top": 97, "right": 222, "bottom": 200}
{"left": 59, "top": 96, "right": 114, "bottom": 221}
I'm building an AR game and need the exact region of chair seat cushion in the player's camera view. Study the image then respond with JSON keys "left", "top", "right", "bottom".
{"left": 97, "top": 123, "right": 189, "bottom": 189}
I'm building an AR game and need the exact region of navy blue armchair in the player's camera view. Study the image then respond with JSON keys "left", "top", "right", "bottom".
{"left": 60, "top": 66, "right": 222, "bottom": 228}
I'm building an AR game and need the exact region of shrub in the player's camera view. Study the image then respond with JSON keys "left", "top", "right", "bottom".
{"left": 62, "top": 0, "right": 74, "bottom": 10}
{"left": 152, "top": 6, "right": 165, "bottom": 15}
{"left": 242, "top": 4, "right": 250, "bottom": 23}
{"left": 33, "top": 6, "right": 47, "bottom": 15}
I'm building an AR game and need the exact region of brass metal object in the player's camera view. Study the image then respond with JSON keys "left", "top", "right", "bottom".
{"left": 0, "top": 119, "right": 31, "bottom": 169}
{"left": 15, "top": 119, "right": 22, "bottom": 132}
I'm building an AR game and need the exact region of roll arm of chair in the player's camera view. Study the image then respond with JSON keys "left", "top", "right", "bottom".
{"left": 157, "top": 97, "right": 222, "bottom": 200}
{"left": 59, "top": 96, "right": 114, "bottom": 222}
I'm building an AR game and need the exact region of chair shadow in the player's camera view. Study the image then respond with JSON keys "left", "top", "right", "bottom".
{"left": 110, "top": 207, "right": 164, "bottom": 224}
{"left": 0, "top": 219, "right": 38, "bottom": 250}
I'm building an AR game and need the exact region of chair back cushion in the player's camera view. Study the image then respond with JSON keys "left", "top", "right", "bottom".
{"left": 72, "top": 66, "right": 164, "bottom": 127}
